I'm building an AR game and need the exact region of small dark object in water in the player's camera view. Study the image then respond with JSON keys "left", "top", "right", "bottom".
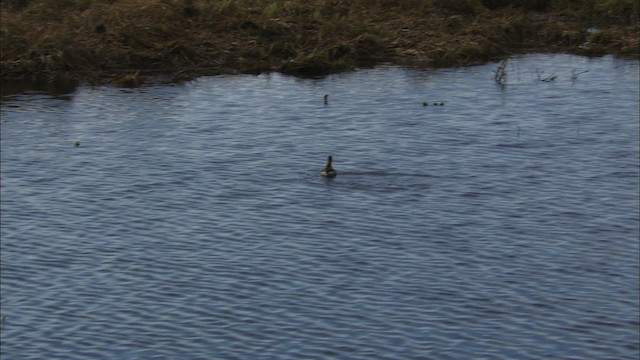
{"left": 94, "top": 24, "right": 106, "bottom": 34}
{"left": 439, "top": 102, "right": 444, "bottom": 106}
{"left": 321, "top": 155, "right": 337, "bottom": 178}
{"left": 74, "top": 141, "right": 80, "bottom": 147}
{"left": 324, "top": 94, "right": 329, "bottom": 105}
{"left": 422, "top": 101, "right": 428, "bottom": 106}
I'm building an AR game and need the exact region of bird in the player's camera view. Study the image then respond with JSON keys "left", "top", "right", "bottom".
{"left": 324, "top": 94, "right": 329, "bottom": 105}
{"left": 321, "top": 155, "right": 337, "bottom": 178}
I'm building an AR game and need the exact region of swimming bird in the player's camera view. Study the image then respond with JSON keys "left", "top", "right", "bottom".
{"left": 321, "top": 155, "right": 337, "bottom": 178}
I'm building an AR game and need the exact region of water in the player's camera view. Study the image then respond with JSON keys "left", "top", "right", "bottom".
{"left": 1, "top": 54, "right": 638, "bottom": 359}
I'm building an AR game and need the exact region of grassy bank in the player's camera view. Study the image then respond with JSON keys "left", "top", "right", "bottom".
{"left": 1, "top": 0, "right": 638, "bottom": 85}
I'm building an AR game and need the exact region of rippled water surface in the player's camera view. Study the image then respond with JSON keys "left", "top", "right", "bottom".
{"left": 1, "top": 54, "right": 639, "bottom": 359}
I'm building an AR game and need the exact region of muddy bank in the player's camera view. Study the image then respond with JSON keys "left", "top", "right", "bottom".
{"left": 1, "top": 0, "right": 638, "bottom": 85}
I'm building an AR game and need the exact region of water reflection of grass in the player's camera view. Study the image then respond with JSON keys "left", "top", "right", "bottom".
{"left": 1, "top": 0, "right": 637, "bottom": 85}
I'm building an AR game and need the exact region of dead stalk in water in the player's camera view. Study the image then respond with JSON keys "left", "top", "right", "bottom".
{"left": 494, "top": 59, "right": 508, "bottom": 88}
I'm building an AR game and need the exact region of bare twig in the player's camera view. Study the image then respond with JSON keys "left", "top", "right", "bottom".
{"left": 494, "top": 59, "right": 508, "bottom": 88}
{"left": 570, "top": 68, "right": 589, "bottom": 80}
{"left": 536, "top": 69, "right": 557, "bottom": 82}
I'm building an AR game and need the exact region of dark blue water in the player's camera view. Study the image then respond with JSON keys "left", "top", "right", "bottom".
{"left": 1, "top": 54, "right": 639, "bottom": 359}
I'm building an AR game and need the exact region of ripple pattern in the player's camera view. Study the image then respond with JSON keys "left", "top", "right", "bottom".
{"left": 1, "top": 54, "right": 639, "bottom": 359}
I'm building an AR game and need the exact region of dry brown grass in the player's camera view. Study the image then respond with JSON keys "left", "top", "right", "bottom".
{"left": 1, "top": 0, "right": 638, "bottom": 84}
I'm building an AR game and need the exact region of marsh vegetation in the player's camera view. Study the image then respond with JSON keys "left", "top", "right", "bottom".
{"left": 1, "top": 0, "right": 638, "bottom": 84}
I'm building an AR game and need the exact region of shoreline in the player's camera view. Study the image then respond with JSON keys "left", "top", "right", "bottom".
{"left": 1, "top": 0, "right": 638, "bottom": 86}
